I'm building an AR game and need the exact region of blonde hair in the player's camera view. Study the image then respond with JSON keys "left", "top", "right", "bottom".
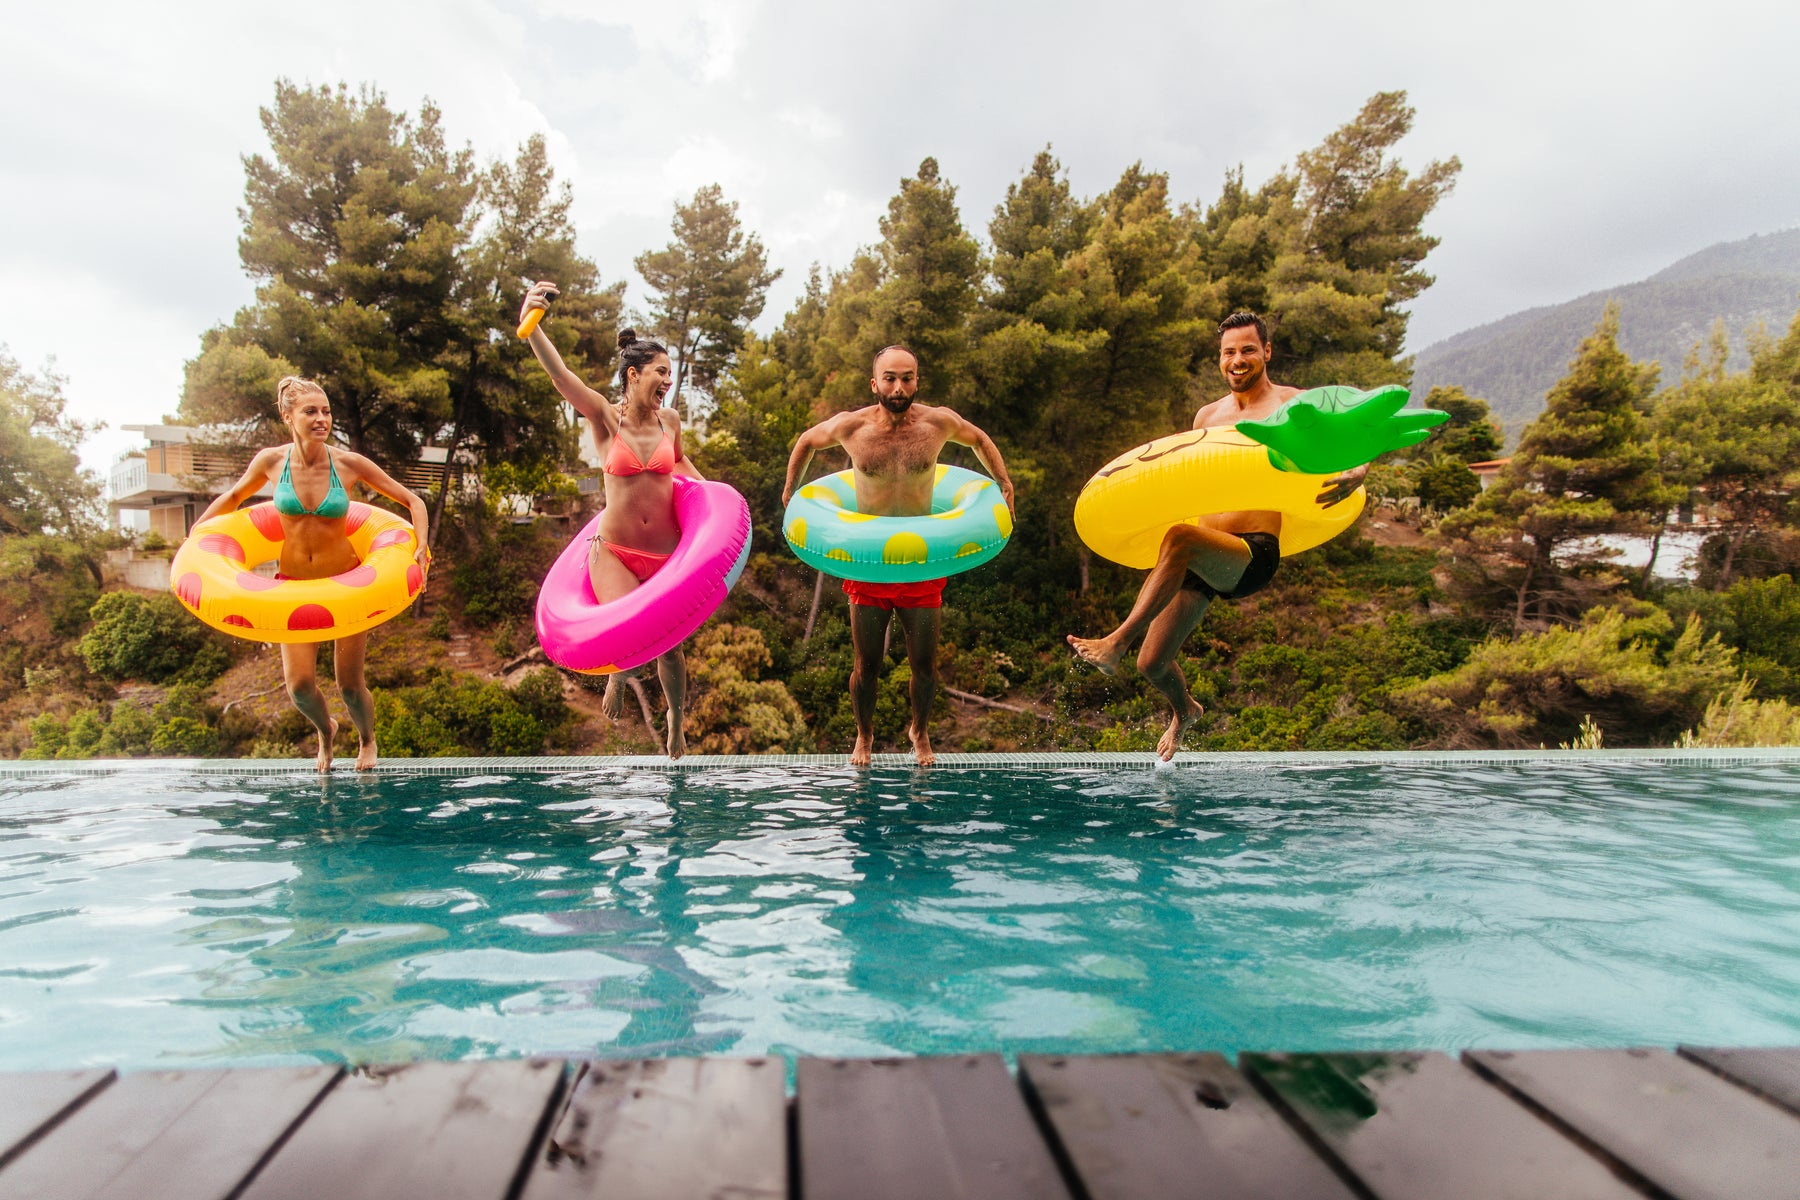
{"left": 276, "top": 375, "right": 327, "bottom": 419}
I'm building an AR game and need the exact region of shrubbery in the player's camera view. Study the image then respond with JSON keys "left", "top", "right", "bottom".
{"left": 78, "top": 592, "right": 232, "bottom": 684}
{"left": 373, "top": 668, "right": 574, "bottom": 757}
{"left": 24, "top": 684, "right": 220, "bottom": 759}
{"left": 1393, "top": 607, "right": 1738, "bottom": 748}
{"left": 449, "top": 521, "right": 564, "bottom": 627}
{"left": 684, "top": 624, "right": 810, "bottom": 753}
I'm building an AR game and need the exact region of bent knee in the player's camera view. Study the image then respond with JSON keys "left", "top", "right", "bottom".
{"left": 1158, "top": 523, "right": 1207, "bottom": 558}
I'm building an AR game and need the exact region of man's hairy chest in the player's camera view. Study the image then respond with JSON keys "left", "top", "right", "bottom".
{"left": 841, "top": 422, "right": 946, "bottom": 478}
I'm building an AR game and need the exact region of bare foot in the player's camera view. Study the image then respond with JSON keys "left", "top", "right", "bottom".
{"left": 665, "top": 711, "right": 686, "bottom": 761}
{"left": 316, "top": 718, "right": 339, "bottom": 773}
{"left": 1157, "top": 698, "right": 1205, "bottom": 762}
{"left": 355, "top": 736, "right": 378, "bottom": 772}
{"left": 1067, "top": 633, "right": 1122, "bottom": 677}
{"left": 601, "top": 675, "right": 624, "bottom": 720}
{"left": 908, "top": 723, "right": 936, "bottom": 767}
{"left": 849, "top": 734, "right": 873, "bottom": 768}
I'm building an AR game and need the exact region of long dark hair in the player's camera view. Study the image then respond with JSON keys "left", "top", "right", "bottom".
{"left": 616, "top": 328, "right": 669, "bottom": 396}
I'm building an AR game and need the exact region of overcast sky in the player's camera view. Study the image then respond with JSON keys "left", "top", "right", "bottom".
{"left": 4, "top": 0, "right": 1798, "bottom": 476}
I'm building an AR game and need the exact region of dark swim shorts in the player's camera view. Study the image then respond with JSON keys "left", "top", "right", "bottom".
{"left": 1181, "top": 531, "right": 1280, "bottom": 601}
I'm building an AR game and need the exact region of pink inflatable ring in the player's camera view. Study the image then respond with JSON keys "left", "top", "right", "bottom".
{"left": 535, "top": 476, "right": 752, "bottom": 675}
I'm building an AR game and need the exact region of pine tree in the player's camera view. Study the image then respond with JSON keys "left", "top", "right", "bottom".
{"left": 433, "top": 134, "right": 621, "bottom": 536}
{"left": 1440, "top": 306, "right": 1675, "bottom": 627}
{"left": 0, "top": 350, "right": 101, "bottom": 538}
{"left": 972, "top": 147, "right": 1100, "bottom": 445}
{"left": 181, "top": 87, "right": 619, "bottom": 553}
{"left": 1213, "top": 91, "right": 1459, "bottom": 388}
{"left": 1654, "top": 308, "right": 1800, "bottom": 586}
{"left": 809, "top": 158, "right": 984, "bottom": 413}
{"left": 1408, "top": 386, "right": 1503, "bottom": 463}
{"left": 635, "top": 184, "right": 780, "bottom": 417}
{"left": 183, "top": 82, "right": 478, "bottom": 463}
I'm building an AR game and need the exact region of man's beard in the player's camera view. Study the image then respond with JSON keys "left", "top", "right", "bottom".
{"left": 879, "top": 393, "right": 914, "bottom": 414}
{"left": 1225, "top": 365, "right": 1262, "bottom": 393}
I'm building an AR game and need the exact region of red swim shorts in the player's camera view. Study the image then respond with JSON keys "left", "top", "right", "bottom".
{"left": 842, "top": 577, "right": 947, "bottom": 610}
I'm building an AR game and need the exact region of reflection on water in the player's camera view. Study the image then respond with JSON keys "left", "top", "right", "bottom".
{"left": 2, "top": 762, "right": 1799, "bottom": 1070}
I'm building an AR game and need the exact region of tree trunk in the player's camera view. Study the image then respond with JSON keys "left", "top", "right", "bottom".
{"left": 1077, "top": 544, "right": 1090, "bottom": 594}
{"left": 803, "top": 570, "right": 825, "bottom": 644}
{"left": 414, "top": 352, "right": 479, "bottom": 616}
{"left": 1639, "top": 514, "right": 1666, "bottom": 588}
{"left": 625, "top": 675, "right": 659, "bottom": 741}
{"left": 1514, "top": 554, "right": 1536, "bottom": 632}
{"left": 1718, "top": 526, "right": 1750, "bottom": 590}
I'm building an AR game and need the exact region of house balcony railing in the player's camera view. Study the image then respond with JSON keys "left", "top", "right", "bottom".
{"left": 109, "top": 457, "right": 148, "bottom": 502}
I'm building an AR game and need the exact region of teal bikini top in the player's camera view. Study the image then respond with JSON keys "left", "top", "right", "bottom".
{"left": 274, "top": 448, "right": 350, "bottom": 519}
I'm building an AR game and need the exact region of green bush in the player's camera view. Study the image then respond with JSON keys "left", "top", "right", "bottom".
{"left": 373, "top": 669, "right": 573, "bottom": 757}
{"left": 78, "top": 592, "right": 231, "bottom": 684}
{"left": 451, "top": 522, "right": 561, "bottom": 628}
{"left": 686, "top": 624, "right": 810, "bottom": 753}
{"left": 22, "top": 683, "right": 226, "bottom": 759}
{"left": 1393, "top": 607, "right": 1738, "bottom": 748}
{"left": 1679, "top": 680, "right": 1800, "bottom": 747}
{"left": 1663, "top": 575, "right": 1800, "bottom": 700}
{"left": 1411, "top": 455, "right": 1481, "bottom": 512}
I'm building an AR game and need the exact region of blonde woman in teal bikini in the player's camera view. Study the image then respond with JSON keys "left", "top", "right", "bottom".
{"left": 199, "top": 376, "right": 432, "bottom": 771}
{"left": 519, "top": 280, "right": 701, "bottom": 758}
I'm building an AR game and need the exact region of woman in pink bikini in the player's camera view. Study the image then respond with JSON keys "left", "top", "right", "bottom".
{"left": 520, "top": 280, "right": 699, "bottom": 757}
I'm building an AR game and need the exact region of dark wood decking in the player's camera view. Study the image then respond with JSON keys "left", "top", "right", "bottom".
{"left": 3, "top": 1047, "right": 1798, "bottom": 1199}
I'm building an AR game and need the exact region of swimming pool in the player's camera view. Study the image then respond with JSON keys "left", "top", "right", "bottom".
{"left": 3, "top": 752, "right": 1798, "bottom": 1071}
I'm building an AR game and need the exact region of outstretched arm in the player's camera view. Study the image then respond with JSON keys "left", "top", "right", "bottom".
{"left": 195, "top": 448, "right": 281, "bottom": 525}
{"left": 343, "top": 453, "right": 434, "bottom": 575}
{"left": 943, "top": 411, "right": 1015, "bottom": 513}
{"left": 519, "top": 280, "right": 618, "bottom": 439}
{"left": 782, "top": 417, "right": 845, "bottom": 505}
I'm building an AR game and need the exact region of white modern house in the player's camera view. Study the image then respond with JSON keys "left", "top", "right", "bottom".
{"left": 108, "top": 425, "right": 461, "bottom": 543}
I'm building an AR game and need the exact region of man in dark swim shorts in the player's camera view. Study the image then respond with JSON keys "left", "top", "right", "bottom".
{"left": 783, "top": 345, "right": 1014, "bottom": 767}
{"left": 1068, "top": 313, "right": 1365, "bottom": 760}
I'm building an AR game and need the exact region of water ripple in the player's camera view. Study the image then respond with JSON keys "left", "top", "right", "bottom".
{"left": 0, "top": 762, "right": 1797, "bottom": 1069}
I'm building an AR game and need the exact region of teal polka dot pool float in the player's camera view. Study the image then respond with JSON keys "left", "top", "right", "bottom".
{"left": 784, "top": 465, "right": 1013, "bottom": 582}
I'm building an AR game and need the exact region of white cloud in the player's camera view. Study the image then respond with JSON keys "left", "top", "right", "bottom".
{"left": 3, "top": 0, "right": 1797, "bottom": 476}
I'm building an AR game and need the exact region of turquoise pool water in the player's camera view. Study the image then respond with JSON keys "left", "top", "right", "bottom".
{"left": 2, "top": 756, "right": 1798, "bottom": 1070}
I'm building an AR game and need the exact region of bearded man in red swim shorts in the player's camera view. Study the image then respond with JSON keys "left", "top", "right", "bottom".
{"left": 784, "top": 346, "right": 1015, "bottom": 767}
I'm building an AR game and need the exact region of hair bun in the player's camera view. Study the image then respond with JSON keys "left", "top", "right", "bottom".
{"left": 616, "top": 328, "right": 638, "bottom": 351}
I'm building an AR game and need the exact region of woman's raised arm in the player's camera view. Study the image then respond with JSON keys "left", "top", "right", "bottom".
{"left": 519, "top": 280, "right": 618, "bottom": 439}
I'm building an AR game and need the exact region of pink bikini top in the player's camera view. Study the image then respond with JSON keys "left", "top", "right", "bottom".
{"left": 604, "top": 427, "right": 678, "bottom": 476}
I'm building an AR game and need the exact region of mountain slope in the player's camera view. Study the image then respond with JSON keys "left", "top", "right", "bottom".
{"left": 1411, "top": 229, "right": 1800, "bottom": 435}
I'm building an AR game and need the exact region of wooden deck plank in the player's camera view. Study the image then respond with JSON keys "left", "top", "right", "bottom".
{"left": 796, "top": 1054, "right": 1071, "bottom": 1200}
{"left": 519, "top": 1057, "right": 785, "bottom": 1200}
{"left": 1468, "top": 1047, "right": 1800, "bottom": 1200}
{"left": 1243, "top": 1051, "right": 1642, "bottom": 1200}
{"left": 0, "top": 1070, "right": 113, "bottom": 1170}
{"left": 239, "top": 1058, "right": 565, "bottom": 1200}
{"left": 1680, "top": 1045, "right": 1800, "bottom": 1115}
{"left": 1019, "top": 1052, "right": 1356, "bottom": 1200}
{"left": 0, "top": 1066, "right": 337, "bottom": 1200}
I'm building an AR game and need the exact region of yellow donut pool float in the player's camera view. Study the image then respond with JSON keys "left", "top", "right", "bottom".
{"left": 1075, "top": 384, "right": 1446, "bottom": 568}
{"left": 169, "top": 502, "right": 424, "bottom": 643}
